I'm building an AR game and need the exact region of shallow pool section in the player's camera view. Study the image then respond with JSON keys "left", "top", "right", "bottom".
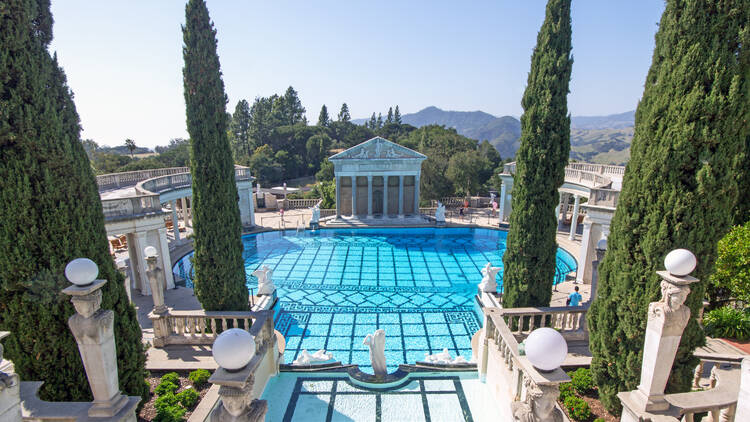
{"left": 173, "top": 228, "right": 577, "bottom": 371}
{"left": 261, "top": 372, "right": 502, "bottom": 422}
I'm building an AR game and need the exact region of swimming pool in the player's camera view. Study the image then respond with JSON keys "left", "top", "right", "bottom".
{"left": 173, "top": 228, "right": 577, "bottom": 372}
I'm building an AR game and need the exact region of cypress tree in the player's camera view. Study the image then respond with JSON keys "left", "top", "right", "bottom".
{"left": 369, "top": 112, "right": 377, "bottom": 129}
{"left": 587, "top": 0, "right": 748, "bottom": 412}
{"left": 394, "top": 105, "right": 402, "bottom": 124}
{"left": 386, "top": 107, "right": 394, "bottom": 124}
{"left": 318, "top": 104, "right": 330, "bottom": 127}
{"left": 183, "top": 0, "right": 249, "bottom": 311}
{"left": 0, "top": 0, "right": 147, "bottom": 403}
{"left": 338, "top": 103, "right": 351, "bottom": 122}
{"left": 501, "top": 0, "right": 572, "bottom": 308}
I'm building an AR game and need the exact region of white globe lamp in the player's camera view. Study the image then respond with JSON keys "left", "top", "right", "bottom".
{"left": 596, "top": 237, "right": 607, "bottom": 251}
{"left": 524, "top": 327, "right": 568, "bottom": 372}
{"left": 144, "top": 246, "right": 158, "bottom": 258}
{"left": 212, "top": 328, "right": 256, "bottom": 371}
{"left": 664, "top": 249, "right": 696, "bottom": 277}
{"left": 65, "top": 258, "right": 99, "bottom": 286}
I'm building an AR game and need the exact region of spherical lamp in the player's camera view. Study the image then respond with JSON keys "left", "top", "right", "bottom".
{"left": 664, "top": 249, "right": 696, "bottom": 277}
{"left": 65, "top": 258, "right": 99, "bottom": 286}
{"left": 524, "top": 327, "right": 567, "bottom": 372}
{"left": 144, "top": 246, "right": 158, "bottom": 258}
{"left": 212, "top": 328, "right": 256, "bottom": 371}
{"left": 596, "top": 237, "right": 607, "bottom": 251}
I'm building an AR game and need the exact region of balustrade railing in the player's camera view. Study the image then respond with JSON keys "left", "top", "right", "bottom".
{"left": 151, "top": 309, "right": 274, "bottom": 347}
{"left": 96, "top": 167, "right": 189, "bottom": 191}
{"left": 499, "top": 305, "right": 589, "bottom": 342}
{"left": 503, "top": 161, "right": 623, "bottom": 189}
{"left": 671, "top": 361, "right": 740, "bottom": 421}
{"left": 101, "top": 194, "right": 163, "bottom": 220}
{"left": 587, "top": 187, "right": 620, "bottom": 207}
{"left": 477, "top": 307, "right": 570, "bottom": 421}
{"left": 282, "top": 198, "right": 321, "bottom": 209}
{"left": 135, "top": 166, "right": 254, "bottom": 197}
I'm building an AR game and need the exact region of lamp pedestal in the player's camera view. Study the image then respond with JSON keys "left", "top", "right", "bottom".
{"left": 208, "top": 365, "right": 267, "bottom": 422}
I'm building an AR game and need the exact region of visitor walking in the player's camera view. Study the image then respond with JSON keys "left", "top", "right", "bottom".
{"left": 567, "top": 286, "right": 583, "bottom": 307}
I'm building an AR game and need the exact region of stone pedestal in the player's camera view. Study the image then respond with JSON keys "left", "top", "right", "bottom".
{"left": 64, "top": 280, "right": 129, "bottom": 418}
{"left": 209, "top": 366, "right": 268, "bottom": 422}
{"left": 619, "top": 270, "right": 698, "bottom": 416}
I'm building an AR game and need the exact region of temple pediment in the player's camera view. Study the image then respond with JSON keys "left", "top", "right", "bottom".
{"left": 329, "top": 137, "right": 426, "bottom": 161}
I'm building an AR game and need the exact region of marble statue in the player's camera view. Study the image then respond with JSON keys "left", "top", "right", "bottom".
{"left": 292, "top": 349, "right": 334, "bottom": 365}
{"left": 424, "top": 348, "right": 468, "bottom": 365}
{"left": 310, "top": 204, "right": 320, "bottom": 224}
{"left": 479, "top": 262, "right": 501, "bottom": 293}
{"left": 435, "top": 202, "right": 446, "bottom": 223}
{"left": 511, "top": 378, "right": 563, "bottom": 422}
{"left": 363, "top": 329, "right": 387, "bottom": 376}
{"left": 252, "top": 265, "right": 275, "bottom": 296}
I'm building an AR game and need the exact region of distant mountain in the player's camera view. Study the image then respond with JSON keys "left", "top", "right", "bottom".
{"left": 571, "top": 110, "right": 635, "bottom": 130}
{"left": 354, "top": 106, "right": 635, "bottom": 164}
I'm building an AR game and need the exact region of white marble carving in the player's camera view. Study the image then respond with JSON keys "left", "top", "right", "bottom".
{"left": 512, "top": 378, "right": 563, "bottom": 422}
{"left": 310, "top": 205, "right": 320, "bottom": 224}
{"left": 479, "top": 262, "right": 501, "bottom": 293}
{"left": 332, "top": 137, "right": 425, "bottom": 160}
{"left": 435, "top": 202, "right": 446, "bottom": 223}
{"left": 252, "top": 266, "right": 275, "bottom": 296}
{"left": 292, "top": 349, "right": 334, "bottom": 365}
{"left": 363, "top": 329, "right": 387, "bottom": 376}
{"left": 424, "top": 348, "right": 468, "bottom": 365}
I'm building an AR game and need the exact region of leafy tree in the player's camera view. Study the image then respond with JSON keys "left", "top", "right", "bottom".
{"left": 369, "top": 112, "right": 377, "bottom": 129}
{"left": 311, "top": 181, "right": 336, "bottom": 208}
{"left": 502, "top": 0, "right": 572, "bottom": 309}
{"left": 248, "top": 145, "right": 283, "bottom": 184}
{"left": 386, "top": 107, "right": 393, "bottom": 124}
{"left": 318, "top": 104, "right": 330, "bottom": 127}
{"left": 231, "top": 99, "right": 254, "bottom": 160}
{"left": 81, "top": 138, "right": 98, "bottom": 161}
{"left": 587, "top": 0, "right": 748, "bottom": 412}
{"left": 248, "top": 96, "right": 278, "bottom": 148}
{"left": 0, "top": 0, "right": 147, "bottom": 403}
{"left": 446, "top": 150, "right": 486, "bottom": 196}
{"left": 280, "top": 86, "right": 305, "bottom": 125}
{"left": 306, "top": 133, "right": 332, "bottom": 168}
{"left": 710, "top": 222, "right": 750, "bottom": 305}
{"left": 316, "top": 158, "right": 334, "bottom": 182}
{"left": 394, "top": 105, "right": 402, "bottom": 124}
{"left": 338, "top": 103, "right": 351, "bottom": 122}
{"left": 183, "top": 0, "right": 248, "bottom": 310}
{"left": 125, "top": 138, "right": 137, "bottom": 158}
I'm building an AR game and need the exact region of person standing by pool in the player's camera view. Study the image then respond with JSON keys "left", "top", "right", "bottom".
{"left": 567, "top": 286, "right": 582, "bottom": 306}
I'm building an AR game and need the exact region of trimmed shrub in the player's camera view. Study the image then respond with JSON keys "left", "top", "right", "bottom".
{"left": 189, "top": 369, "right": 211, "bottom": 388}
{"left": 570, "top": 368, "right": 595, "bottom": 396}
{"left": 558, "top": 382, "right": 575, "bottom": 401}
{"left": 160, "top": 372, "right": 180, "bottom": 386}
{"left": 564, "top": 395, "right": 591, "bottom": 421}
{"left": 154, "top": 405, "right": 186, "bottom": 422}
{"left": 177, "top": 388, "right": 200, "bottom": 409}
{"left": 155, "top": 380, "right": 179, "bottom": 396}
{"left": 704, "top": 307, "right": 750, "bottom": 341}
{"left": 594, "top": 418, "right": 606, "bottom": 422}
{"left": 154, "top": 392, "right": 179, "bottom": 411}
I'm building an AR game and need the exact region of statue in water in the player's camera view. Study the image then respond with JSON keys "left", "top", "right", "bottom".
{"left": 310, "top": 204, "right": 320, "bottom": 224}
{"left": 252, "top": 265, "right": 275, "bottom": 296}
{"left": 479, "top": 262, "right": 501, "bottom": 293}
{"left": 435, "top": 202, "right": 446, "bottom": 223}
{"left": 363, "top": 329, "right": 387, "bottom": 376}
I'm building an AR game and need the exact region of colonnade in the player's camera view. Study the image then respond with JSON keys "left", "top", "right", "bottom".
{"left": 335, "top": 174, "right": 420, "bottom": 219}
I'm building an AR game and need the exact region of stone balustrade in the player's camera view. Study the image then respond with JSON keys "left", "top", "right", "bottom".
{"left": 566, "top": 162, "right": 626, "bottom": 176}
{"left": 96, "top": 167, "right": 190, "bottom": 191}
{"left": 670, "top": 361, "right": 740, "bottom": 422}
{"left": 502, "top": 161, "right": 623, "bottom": 189}
{"left": 499, "top": 305, "right": 589, "bottom": 342}
{"left": 101, "top": 194, "right": 163, "bottom": 221}
{"left": 476, "top": 307, "right": 569, "bottom": 421}
{"left": 134, "top": 166, "right": 253, "bottom": 197}
{"left": 588, "top": 187, "right": 620, "bottom": 208}
{"left": 281, "top": 198, "right": 321, "bottom": 209}
{"left": 150, "top": 308, "right": 273, "bottom": 347}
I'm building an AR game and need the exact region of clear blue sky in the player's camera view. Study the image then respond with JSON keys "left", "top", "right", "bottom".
{"left": 49, "top": 1, "right": 665, "bottom": 149}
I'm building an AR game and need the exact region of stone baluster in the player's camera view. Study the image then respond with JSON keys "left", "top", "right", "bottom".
{"left": 619, "top": 251, "right": 699, "bottom": 420}
{"left": 63, "top": 265, "right": 137, "bottom": 418}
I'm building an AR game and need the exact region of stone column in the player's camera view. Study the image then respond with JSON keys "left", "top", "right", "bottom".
{"left": 351, "top": 176, "right": 357, "bottom": 217}
{"left": 736, "top": 358, "right": 750, "bottom": 420}
{"left": 335, "top": 176, "right": 341, "bottom": 218}
{"left": 569, "top": 195, "right": 581, "bottom": 240}
{"left": 187, "top": 197, "right": 193, "bottom": 227}
{"left": 135, "top": 231, "right": 151, "bottom": 295}
{"left": 383, "top": 176, "right": 389, "bottom": 217}
{"left": 248, "top": 187, "right": 255, "bottom": 227}
{"left": 157, "top": 228, "right": 175, "bottom": 289}
{"left": 576, "top": 220, "right": 593, "bottom": 284}
{"left": 63, "top": 279, "right": 131, "bottom": 418}
{"left": 367, "top": 175, "right": 373, "bottom": 219}
{"left": 115, "top": 258, "right": 131, "bottom": 303}
{"left": 170, "top": 199, "right": 181, "bottom": 242}
{"left": 499, "top": 181, "right": 507, "bottom": 221}
{"left": 398, "top": 175, "right": 404, "bottom": 217}
{"left": 619, "top": 269, "right": 699, "bottom": 417}
{"left": 414, "top": 174, "right": 421, "bottom": 215}
{"left": 238, "top": 188, "right": 253, "bottom": 227}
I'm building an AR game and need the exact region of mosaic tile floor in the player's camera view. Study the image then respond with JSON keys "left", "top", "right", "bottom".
{"left": 174, "top": 228, "right": 577, "bottom": 371}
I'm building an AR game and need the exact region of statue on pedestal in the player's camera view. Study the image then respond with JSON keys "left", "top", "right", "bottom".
{"left": 311, "top": 204, "right": 320, "bottom": 224}
{"left": 435, "top": 202, "right": 446, "bottom": 223}
{"left": 512, "top": 378, "right": 563, "bottom": 422}
{"left": 363, "top": 329, "right": 387, "bottom": 376}
{"left": 479, "top": 262, "right": 501, "bottom": 293}
{"left": 252, "top": 266, "right": 275, "bottom": 296}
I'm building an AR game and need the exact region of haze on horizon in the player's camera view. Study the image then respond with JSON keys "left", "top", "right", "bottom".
{"left": 49, "top": 0, "right": 665, "bottom": 149}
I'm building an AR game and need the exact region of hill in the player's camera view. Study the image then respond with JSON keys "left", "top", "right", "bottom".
{"left": 355, "top": 106, "right": 635, "bottom": 164}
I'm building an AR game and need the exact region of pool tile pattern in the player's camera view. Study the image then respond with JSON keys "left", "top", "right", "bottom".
{"left": 174, "top": 228, "right": 577, "bottom": 369}
{"left": 282, "top": 376, "right": 474, "bottom": 422}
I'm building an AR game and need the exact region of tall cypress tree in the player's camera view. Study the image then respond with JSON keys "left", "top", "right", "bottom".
{"left": 183, "top": 0, "right": 248, "bottom": 311}
{"left": 0, "top": 0, "right": 147, "bottom": 403}
{"left": 501, "top": 0, "right": 572, "bottom": 308}
{"left": 587, "top": 0, "right": 748, "bottom": 412}
{"left": 318, "top": 104, "right": 330, "bottom": 127}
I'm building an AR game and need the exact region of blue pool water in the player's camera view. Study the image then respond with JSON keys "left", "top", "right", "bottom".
{"left": 173, "top": 228, "right": 577, "bottom": 373}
